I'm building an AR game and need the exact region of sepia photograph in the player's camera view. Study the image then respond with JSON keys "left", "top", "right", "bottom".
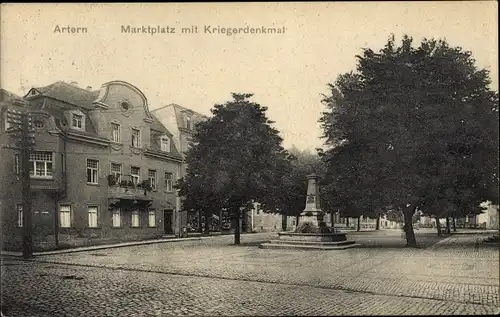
{"left": 0, "top": 2, "right": 498, "bottom": 316}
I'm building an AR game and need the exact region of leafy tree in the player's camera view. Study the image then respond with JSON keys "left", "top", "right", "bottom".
{"left": 319, "top": 34, "right": 499, "bottom": 246}
{"left": 178, "top": 93, "right": 292, "bottom": 244}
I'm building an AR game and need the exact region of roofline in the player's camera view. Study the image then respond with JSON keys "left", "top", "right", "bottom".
{"left": 101, "top": 80, "right": 148, "bottom": 103}
{"left": 152, "top": 103, "right": 208, "bottom": 119}
{"left": 152, "top": 103, "right": 180, "bottom": 112}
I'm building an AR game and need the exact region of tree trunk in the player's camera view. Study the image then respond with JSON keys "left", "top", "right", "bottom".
{"left": 198, "top": 210, "right": 203, "bottom": 233}
{"left": 204, "top": 213, "right": 210, "bottom": 235}
{"left": 452, "top": 216, "right": 457, "bottom": 232}
{"left": 296, "top": 214, "right": 300, "bottom": 228}
{"left": 376, "top": 217, "right": 380, "bottom": 230}
{"left": 234, "top": 208, "right": 241, "bottom": 245}
{"left": 282, "top": 214, "right": 287, "bottom": 231}
{"left": 219, "top": 209, "right": 223, "bottom": 233}
{"left": 446, "top": 216, "right": 451, "bottom": 234}
{"left": 346, "top": 217, "right": 350, "bottom": 227}
{"left": 435, "top": 217, "right": 442, "bottom": 236}
{"left": 331, "top": 212, "right": 335, "bottom": 227}
{"left": 403, "top": 207, "right": 417, "bottom": 247}
{"left": 357, "top": 217, "right": 361, "bottom": 232}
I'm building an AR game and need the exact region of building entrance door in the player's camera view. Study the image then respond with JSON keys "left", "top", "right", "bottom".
{"left": 164, "top": 209, "right": 174, "bottom": 234}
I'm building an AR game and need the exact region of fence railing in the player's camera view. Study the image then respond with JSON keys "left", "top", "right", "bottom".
{"left": 107, "top": 174, "right": 152, "bottom": 191}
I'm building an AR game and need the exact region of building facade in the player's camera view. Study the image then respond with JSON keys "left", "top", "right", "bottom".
{"left": 0, "top": 81, "right": 184, "bottom": 251}
{"left": 152, "top": 104, "right": 208, "bottom": 178}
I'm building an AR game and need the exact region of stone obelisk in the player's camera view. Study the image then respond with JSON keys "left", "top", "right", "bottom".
{"left": 298, "top": 173, "right": 324, "bottom": 227}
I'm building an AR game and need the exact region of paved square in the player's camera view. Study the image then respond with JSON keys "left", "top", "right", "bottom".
{"left": 2, "top": 230, "right": 499, "bottom": 316}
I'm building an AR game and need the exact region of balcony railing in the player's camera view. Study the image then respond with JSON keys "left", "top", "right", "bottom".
{"left": 107, "top": 174, "right": 153, "bottom": 200}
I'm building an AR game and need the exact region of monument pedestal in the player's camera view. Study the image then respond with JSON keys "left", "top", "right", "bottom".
{"left": 259, "top": 173, "right": 360, "bottom": 250}
{"left": 298, "top": 211, "right": 323, "bottom": 227}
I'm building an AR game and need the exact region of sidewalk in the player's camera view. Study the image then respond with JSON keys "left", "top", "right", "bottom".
{"left": 449, "top": 229, "right": 498, "bottom": 235}
{"left": 0, "top": 231, "right": 266, "bottom": 258}
{"left": 429, "top": 230, "right": 498, "bottom": 249}
{"left": 1, "top": 236, "right": 205, "bottom": 257}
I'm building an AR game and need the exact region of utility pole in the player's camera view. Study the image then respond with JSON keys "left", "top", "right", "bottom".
{"left": 7, "top": 105, "right": 34, "bottom": 258}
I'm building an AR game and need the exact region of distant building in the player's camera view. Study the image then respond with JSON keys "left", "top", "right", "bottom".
{"left": 242, "top": 203, "right": 295, "bottom": 233}
{"left": 477, "top": 201, "right": 499, "bottom": 229}
{"left": 0, "top": 81, "right": 184, "bottom": 251}
{"left": 152, "top": 104, "right": 208, "bottom": 178}
{"left": 152, "top": 104, "right": 210, "bottom": 230}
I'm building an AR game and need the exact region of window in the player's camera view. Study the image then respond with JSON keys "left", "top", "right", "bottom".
{"left": 121, "top": 102, "right": 130, "bottom": 111}
{"left": 4, "top": 114, "right": 12, "bottom": 131}
{"left": 110, "top": 163, "right": 122, "bottom": 184}
{"left": 148, "top": 209, "right": 156, "bottom": 227}
{"left": 87, "top": 159, "right": 99, "bottom": 184}
{"left": 88, "top": 206, "right": 98, "bottom": 228}
{"left": 148, "top": 170, "right": 157, "bottom": 190}
{"left": 165, "top": 172, "right": 173, "bottom": 192}
{"left": 34, "top": 120, "right": 44, "bottom": 129}
{"left": 131, "top": 210, "right": 140, "bottom": 227}
{"left": 14, "top": 154, "right": 19, "bottom": 174}
{"left": 185, "top": 116, "right": 192, "bottom": 130}
{"left": 160, "top": 137, "right": 170, "bottom": 152}
{"left": 131, "top": 166, "right": 140, "bottom": 185}
{"left": 29, "top": 152, "right": 53, "bottom": 178}
{"left": 112, "top": 209, "right": 121, "bottom": 228}
{"left": 60, "top": 205, "right": 71, "bottom": 228}
{"left": 72, "top": 114, "right": 83, "bottom": 128}
{"left": 131, "top": 128, "right": 141, "bottom": 147}
{"left": 17, "top": 204, "right": 23, "bottom": 227}
{"left": 111, "top": 123, "right": 120, "bottom": 143}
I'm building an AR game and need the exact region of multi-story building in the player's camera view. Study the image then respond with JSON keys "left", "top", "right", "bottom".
{"left": 152, "top": 104, "right": 215, "bottom": 230}
{"left": 0, "top": 81, "right": 184, "bottom": 251}
{"left": 153, "top": 103, "right": 297, "bottom": 234}
{"left": 152, "top": 104, "right": 208, "bottom": 178}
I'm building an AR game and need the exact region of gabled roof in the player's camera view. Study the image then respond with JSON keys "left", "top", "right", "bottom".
{"left": 27, "top": 81, "right": 100, "bottom": 110}
{"left": 0, "top": 89, "right": 22, "bottom": 103}
{"left": 151, "top": 113, "right": 170, "bottom": 135}
{"left": 21, "top": 80, "right": 182, "bottom": 159}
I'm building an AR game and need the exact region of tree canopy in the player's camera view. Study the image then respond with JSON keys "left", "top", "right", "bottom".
{"left": 319, "top": 34, "right": 499, "bottom": 246}
{"left": 177, "top": 93, "right": 292, "bottom": 244}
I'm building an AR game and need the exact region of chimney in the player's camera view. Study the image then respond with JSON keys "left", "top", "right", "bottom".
{"left": 86, "top": 86, "right": 92, "bottom": 91}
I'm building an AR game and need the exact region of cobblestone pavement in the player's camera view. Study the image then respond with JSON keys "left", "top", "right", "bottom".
{"left": 2, "top": 230, "right": 499, "bottom": 316}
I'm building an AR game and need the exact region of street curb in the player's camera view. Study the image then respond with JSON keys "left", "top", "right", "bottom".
{"left": 1, "top": 237, "right": 205, "bottom": 257}
{"left": 0, "top": 232, "right": 273, "bottom": 257}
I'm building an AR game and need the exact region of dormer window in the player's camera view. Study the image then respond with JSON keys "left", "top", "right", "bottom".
{"left": 131, "top": 128, "right": 141, "bottom": 147}
{"left": 185, "top": 116, "right": 192, "bottom": 130}
{"left": 72, "top": 114, "right": 83, "bottom": 129}
{"left": 160, "top": 136, "right": 170, "bottom": 152}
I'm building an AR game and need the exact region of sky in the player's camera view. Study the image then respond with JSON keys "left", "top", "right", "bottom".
{"left": 1, "top": 2, "right": 498, "bottom": 152}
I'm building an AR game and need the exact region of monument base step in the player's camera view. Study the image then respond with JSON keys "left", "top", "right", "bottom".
{"left": 259, "top": 242, "right": 361, "bottom": 250}
{"left": 269, "top": 239, "right": 355, "bottom": 246}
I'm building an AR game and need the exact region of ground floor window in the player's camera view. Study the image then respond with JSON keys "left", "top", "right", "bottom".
{"left": 17, "top": 204, "right": 23, "bottom": 227}
{"left": 148, "top": 209, "right": 156, "bottom": 227}
{"left": 60, "top": 205, "right": 71, "bottom": 228}
{"left": 88, "top": 206, "right": 99, "bottom": 228}
{"left": 131, "top": 210, "right": 140, "bottom": 227}
{"left": 112, "top": 208, "right": 121, "bottom": 228}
